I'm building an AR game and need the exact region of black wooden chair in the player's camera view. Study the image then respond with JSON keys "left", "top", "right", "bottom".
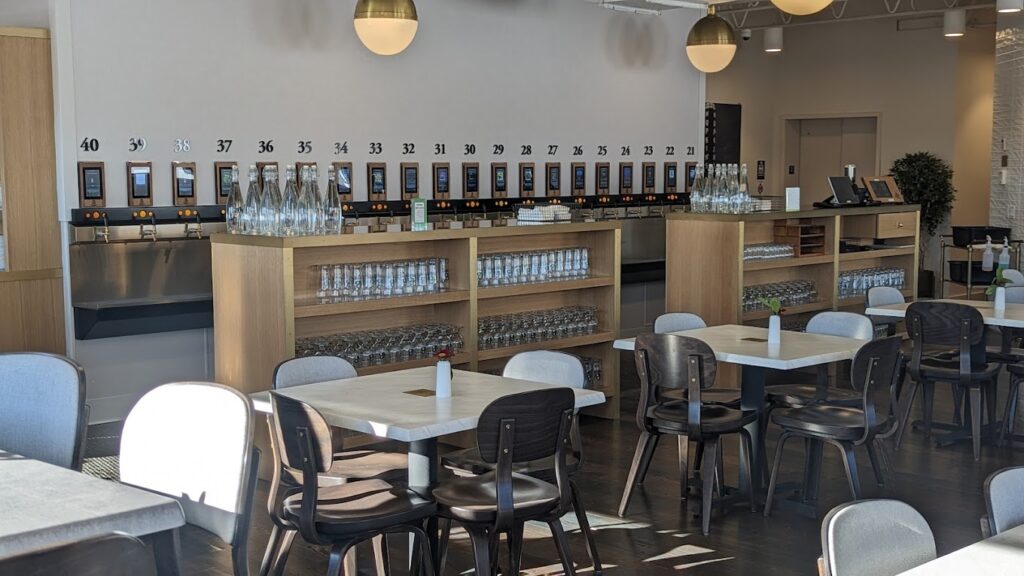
{"left": 899, "top": 301, "right": 1002, "bottom": 460}
{"left": 764, "top": 336, "right": 903, "bottom": 516}
{"left": 0, "top": 533, "right": 156, "bottom": 576}
{"left": 618, "top": 333, "right": 757, "bottom": 535}
{"left": 433, "top": 388, "right": 578, "bottom": 576}
{"left": 269, "top": 392, "right": 436, "bottom": 576}
{"left": 261, "top": 357, "right": 407, "bottom": 576}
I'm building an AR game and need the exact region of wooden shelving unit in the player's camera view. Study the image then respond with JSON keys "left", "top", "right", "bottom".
{"left": 211, "top": 221, "right": 621, "bottom": 421}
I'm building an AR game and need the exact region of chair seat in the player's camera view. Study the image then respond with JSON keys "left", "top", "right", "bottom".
{"left": 283, "top": 450, "right": 408, "bottom": 487}
{"left": 917, "top": 357, "right": 1001, "bottom": 382}
{"left": 282, "top": 479, "right": 434, "bottom": 535}
{"left": 1009, "top": 363, "right": 1024, "bottom": 377}
{"left": 661, "top": 387, "right": 742, "bottom": 407}
{"left": 432, "top": 470, "right": 560, "bottom": 523}
{"left": 771, "top": 405, "right": 865, "bottom": 441}
{"left": 441, "top": 447, "right": 579, "bottom": 480}
{"left": 649, "top": 403, "right": 757, "bottom": 434}
{"left": 765, "top": 384, "right": 861, "bottom": 408}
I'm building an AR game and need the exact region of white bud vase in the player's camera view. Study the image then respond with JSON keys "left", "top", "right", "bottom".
{"left": 768, "top": 315, "right": 782, "bottom": 344}
{"left": 996, "top": 286, "right": 1007, "bottom": 312}
{"left": 435, "top": 359, "right": 452, "bottom": 398}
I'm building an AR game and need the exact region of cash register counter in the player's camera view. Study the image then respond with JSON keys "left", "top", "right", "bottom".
{"left": 665, "top": 204, "right": 921, "bottom": 327}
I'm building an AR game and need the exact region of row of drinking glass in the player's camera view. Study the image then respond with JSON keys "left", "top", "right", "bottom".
{"left": 690, "top": 163, "right": 755, "bottom": 214}
{"left": 478, "top": 248, "right": 590, "bottom": 287}
{"left": 478, "top": 306, "right": 600, "bottom": 350}
{"left": 226, "top": 164, "right": 345, "bottom": 237}
{"left": 838, "top": 267, "right": 906, "bottom": 300}
{"left": 295, "top": 323, "right": 464, "bottom": 368}
{"left": 744, "top": 243, "right": 796, "bottom": 262}
{"left": 743, "top": 280, "right": 819, "bottom": 312}
{"left": 314, "top": 258, "right": 450, "bottom": 302}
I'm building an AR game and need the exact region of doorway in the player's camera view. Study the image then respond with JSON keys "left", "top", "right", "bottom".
{"left": 783, "top": 116, "right": 879, "bottom": 208}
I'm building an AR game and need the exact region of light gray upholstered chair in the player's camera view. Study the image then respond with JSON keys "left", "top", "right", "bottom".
{"left": 503, "top": 350, "right": 587, "bottom": 388}
{"left": 654, "top": 312, "right": 708, "bottom": 334}
{"left": 273, "top": 356, "right": 358, "bottom": 388}
{"left": 806, "top": 311, "right": 875, "bottom": 341}
{"left": 866, "top": 286, "right": 906, "bottom": 337}
{"left": 120, "top": 382, "right": 258, "bottom": 576}
{"left": 820, "top": 499, "right": 936, "bottom": 576}
{"left": 983, "top": 466, "right": 1024, "bottom": 537}
{"left": 1002, "top": 268, "right": 1024, "bottom": 285}
{"left": 1005, "top": 286, "right": 1024, "bottom": 304}
{"left": 0, "top": 353, "right": 88, "bottom": 470}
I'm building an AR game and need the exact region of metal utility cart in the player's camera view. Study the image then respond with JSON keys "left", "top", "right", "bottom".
{"left": 940, "top": 236, "right": 1023, "bottom": 299}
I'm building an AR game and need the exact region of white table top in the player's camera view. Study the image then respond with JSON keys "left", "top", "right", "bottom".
{"left": 898, "top": 524, "right": 1024, "bottom": 575}
{"left": 865, "top": 299, "right": 1024, "bottom": 329}
{"left": 613, "top": 324, "right": 867, "bottom": 370}
{"left": 0, "top": 451, "right": 185, "bottom": 559}
{"left": 251, "top": 367, "right": 606, "bottom": 442}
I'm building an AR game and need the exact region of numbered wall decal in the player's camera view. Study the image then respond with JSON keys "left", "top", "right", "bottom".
{"left": 686, "top": 145, "right": 696, "bottom": 156}
{"left": 520, "top": 144, "right": 533, "bottom": 156}
{"left": 258, "top": 140, "right": 275, "bottom": 154}
{"left": 128, "top": 137, "right": 147, "bottom": 152}
{"left": 519, "top": 162, "right": 536, "bottom": 198}
{"left": 214, "top": 161, "right": 236, "bottom": 205}
{"left": 463, "top": 143, "right": 476, "bottom": 155}
{"left": 334, "top": 141, "right": 349, "bottom": 155}
{"left": 462, "top": 162, "right": 480, "bottom": 199}
{"left": 492, "top": 144, "right": 505, "bottom": 155}
{"left": 665, "top": 145, "right": 676, "bottom": 156}
{"left": 77, "top": 161, "right": 106, "bottom": 208}
{"left": 434, "top": 143, "right": 446, "bottom": 155}
{"left": 491, "top": 162, "right": 508, "bottom": 199}
{"left": 216, "top": 139, "right": 233, "bottom": 153}
{"left": 597, "top": 145, "right": 608, "bottom": 157}
{"left": 547, "top": 144, "right": 558, "bottom": 156}
{"left": 643, "top": 145, "right": 654, "bottom": 156}
{"left": 595, "top": 162, "right": 610, "bottom": 196}
{"left": 432, "top": 163, "right": 451, "bottom": 200}
{"left": 572, "top": 145, "right": 583, "bottom": 157}
{"left": 80, "top": 137, "right": 100, "bottom": 152}
{"left": 400, "top": 162, "right": 419, "bottom": 199}
{"left": 173, "top": 138, "right": 191, "bottom": 153}
{"left": 620, "top": 145, "right": 631, "bottom": 157}
{"left": 367, "top": 162, "right": 387, "bottom": 200}
{"left": 402, "top": 142, "right": 415, "bottom": 155}
{"left": 331, "top": 161, "right": 354, "bottom": 201}
{"left": 297, "top": 140, "right": 313, "bottom": 154}
{"left": 126, "top": 161, "right": 153, "bottom": 207}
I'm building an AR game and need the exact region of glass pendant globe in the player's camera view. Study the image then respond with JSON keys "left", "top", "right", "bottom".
{"left": 353, "top": 0, "right": 419, "bottom": 56}
{"left": 685, "top": 8, "right": 737, "bottom": 74}
{"left": 770, "top": 0, "right": 831, "bottom": 16}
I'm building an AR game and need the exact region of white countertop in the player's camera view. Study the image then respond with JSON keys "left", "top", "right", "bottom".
{"left": 0, "top": 451, "right": 185, "bottom": 558}
{"left": 898, "top": 524, "right": 1024, "bottom": 575}
{"left": 251, "top": 367, "right": 606, "bottom": 442}
{"left": 865, "top": 299, "right": 1024, "bottom": 329}
{"left": 613, "top": 324, "right": 866, "bottom": 370}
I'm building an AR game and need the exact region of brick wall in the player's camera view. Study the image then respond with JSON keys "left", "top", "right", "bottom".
{"left": 991, "top": 15, "right": 1024, "bottom": 240}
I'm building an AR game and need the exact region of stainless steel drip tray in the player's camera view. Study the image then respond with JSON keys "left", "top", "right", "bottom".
{"left": 73, "top": 293, "right": 212, "bottom": 311}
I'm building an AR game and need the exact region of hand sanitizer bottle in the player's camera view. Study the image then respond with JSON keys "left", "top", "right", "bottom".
{"left": 982, "top": 235, "right": 995, "bottom": 272}
{"left": 999, "top": 237, "right": 1011, "bottom": 271}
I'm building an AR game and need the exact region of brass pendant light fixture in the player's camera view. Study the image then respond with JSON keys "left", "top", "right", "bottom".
{"left": 770, "top": 0, "right": 831, "bottom": 16}
{"left": 685, "top": 6, "right": 737, "bottom": 74}
{"left": 353, "top": 0, "right": 419, "bottom": 56}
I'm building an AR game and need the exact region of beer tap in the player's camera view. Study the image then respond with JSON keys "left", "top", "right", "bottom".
{"left": 185, "top": 212, "right": 203, "bottom": 239}
{"left": 94, "top": 214, "right": 111, "bottom": 243}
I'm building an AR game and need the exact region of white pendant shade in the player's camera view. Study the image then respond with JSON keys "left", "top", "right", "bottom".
{"left": 353, "top": 0, "right": 419, "bottom": 56}
{"left": 944, "top": 9, "right": 966, "bottom": 37}
{"left": 764, "top": 27, "right": 784, "bottom": 52}
{"left": 686, "top": 44, "right": 738, "bottom": 73}
{"left": 685, "top": 8, "right": 738, "bottom": 74}
{"left": 770, "top": 0, "right": 831, "bottom": 16}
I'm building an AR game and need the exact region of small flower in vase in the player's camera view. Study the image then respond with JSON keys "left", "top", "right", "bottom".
{"left": 434, "top": 349, "right": 455, "bottom": 362}
{"left": 986, "top": 268, "right": 1011, "bottom": 297}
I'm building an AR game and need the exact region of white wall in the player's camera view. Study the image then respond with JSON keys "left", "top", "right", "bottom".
{"left": 51, "top": 0, "right": 706, "bottom": 421}
{"left": 0, "top": 0, "right": 47, "bottom": 28}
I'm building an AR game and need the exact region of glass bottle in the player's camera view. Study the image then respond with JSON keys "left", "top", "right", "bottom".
{"left": 280, "top": 165, "right": 300, "bottom": 236}
{"left": 739, "top": 163, "right": 750, "bottom": 213}
{"left": 728, "top": 164, "right": 741, "bottom": 214}
{"left": 297, "top": 165, "right": 313, "bottom": 235}
{"left": 241, "top": 165, "right": 259, "bottom": 234}
{"left": 309, "top": 165, "right": 325, "bottom": 235}
{"left": 324, "top": 168, "right": 344, "bottom": 234}
{"left": 258, "top": 165, "right": 281, "bottom": 236}
{"left": 691, "top": 163, "right": 705, "bottom": 213}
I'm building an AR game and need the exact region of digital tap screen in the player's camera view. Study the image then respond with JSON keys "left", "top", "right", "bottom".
{"left": 494, "top": 167, "right": 507, "bottom": 193}
{"left": 621, "top": 165, "right": 633, "bottom": 190}
{"left": 667, "top": 164, "right": 678, "bottom": 189}
{"left": 371, "top": 167, "right": 386, "bottom": 195}
{"left": 465, "top": 166, "right": 479, "bottom": 194}
{"left": 132, "top": 170, "right": 151, "bottom": 199}
{"left": 644, "top": 164, "right": 656, "bottom": 189}
{"left": 338, "top": 166, "right": 352, "bottom": 195}
{"left": 83, "top": 168, "right": 104, "bottom": 199}
{"left": 404, "top": 166, "right": 418, "bottom": 195}
{"left": 574, "top": 166, "right": 585, "bottom": 190}
{"left": 598, "top": 165, "right": 610, "bottom": 190}
{"left": 522, "top": 167, "right": 534, "bottom": 192}
{"left": 175, "top": 166, "right": 195, "bottom": 197}
{"left": 436, "top": 167, "right": 450, "bottom": 194}
{"left": 217, "top": 166, "right": 233, "bottom": 199}
{"left": 548, "top": 166, "right": 560, "bottom": 191}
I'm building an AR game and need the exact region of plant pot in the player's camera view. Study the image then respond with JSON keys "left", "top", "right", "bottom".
{"left": 918, "top": 269, "right": 935, "bottom": 299}
{"left": 435, "top": 360, "right": 452, "bottom": 398}
{"left": 996, "top": 287, "right": 1006, "bottom": 312}
{"left": 768, "top": 315, "right": 781, "bottom": 344}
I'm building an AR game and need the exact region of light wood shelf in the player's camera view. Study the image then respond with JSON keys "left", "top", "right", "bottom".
{"left": 743, "top": 301, "right": 832, "bottom": 321}
{"left": 477, "top": 331, "right": 617, "bottom": 361}
{"left": 478, "top": 276, "right": 614, "bottom": 299}
{"left": 295, "top": 290, "right": 472, "bottom": 318}
{"left": 839, "top": 246, "right": 916, "bottom": 262}
{"left": 744, "top": 254, "right": 834, "bottom": 271}
{"left": 357, "top": 355, "right": 470, "bottom": 376}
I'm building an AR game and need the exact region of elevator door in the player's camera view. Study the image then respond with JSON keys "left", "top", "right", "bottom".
{"left": 785, "top": 117, "right": 878, "bottom": 208}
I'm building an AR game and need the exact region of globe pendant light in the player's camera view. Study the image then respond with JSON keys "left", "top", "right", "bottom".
{"left": 686, "top": 6, "right": 737, "bottom": 74}
{"left": 770, "top": 0, "right": 831, "bottom": 16}
{"left": 354, "top": 0, "right": 419, "bottom": 56}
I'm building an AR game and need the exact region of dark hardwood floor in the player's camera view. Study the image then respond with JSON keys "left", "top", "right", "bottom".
{"left": 88, "top": 354, "right": 1023, "bottom": 575}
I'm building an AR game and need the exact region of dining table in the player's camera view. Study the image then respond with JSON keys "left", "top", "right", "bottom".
{"left": 898, "top": 523, "right": 1024, "bottom": 575}
{"left": 614, "top": 324, "right": 868, "bottom": 502}
{"left": 251, "top": 365, "right": 606, "bottom": 566}
{"left": 0, "top": 450, "right": 186, "bottom": 574}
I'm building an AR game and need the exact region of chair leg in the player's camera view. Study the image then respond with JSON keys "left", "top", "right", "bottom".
{"left": 570, "top": 479, "right": 603, "bottom": 574}
{"left": 985, "top": 384, "right": 999, "bottom": 436}
{"left": 437, "top": 518, "right": 453, "bottom": 574}
{"left": 969, "top": 386, "right": 983, "bottom": 461}
{"left": 1000, "top": 376, "right": 1022, "bottom": 445}
{"left": 372, "top": 534, "right": 390, "bottom": 576}
{"left": 953, "top": 383, "right": 965, "bottom": 427}
{"left": 327, "top": 542, "right": 354, "bottom": 576}
{"left": 875, "top": 438, "right": 896, "bottom": 487}
{"left": 150, "top": 529, "right": 182, "bottom": 576}
{"left": 739, "top": 430, "right": 757, "bottom": 512}
{"left": 715, "top": 441, "right": 726, "bottom": 503}
{"left": 258, "top": 525, "right": 284, "bottom": 576}
{"left": 465, "top": 525, "right": 493, "bottom": 576}
{"left": 678, "top": 435, "right": 689, "bottom": 501}
{"left": 700, "top": 436, "right": 720, "bottom": 536}
{"left": 830, "top": 440, "right": 862, "bottom": 500}
{"left": 865, "top": 440, "right": 885, "bottom": 488}
{"left": 262, "top": 527, "right": 296, "bottom": 576}
{"left": 763, "top": 431, "right": 792, "bottom": 518}
{"left": 488, "top": 530, "right": 500, "bottom": 576}
{"left": 409, "top": 526, "right": 437, "bottom": 576}
{"left": 895, "top": 379, "right": 919, "bottom": 450}
{"left": 618, "top": 431, "right": 659, "bottom": 517}
{"left": 548, "top": 520, "right": 577, "bottom": 576}
{"left": 922, "top": 381, "right": 935, "bottom": 435}
{"left": 509, "top": 521, "right": 525, "bottom": 576}
{"left": 636, "top": 433, "right": 661, "bottom": 486}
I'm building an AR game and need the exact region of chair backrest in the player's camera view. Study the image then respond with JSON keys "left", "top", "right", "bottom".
{"left": 0, "top": 353, "right": 87, "bottom": 470}
{"left": 633, "top": 333, "right": 717, "bottom": 436}
{"left": 476, "top": 388, "right": 575, "bottom": 465}
{"left": 654, "top": 312, "right": 707, "bottom": 334}
{"left": 120, "top": 382, "right": 256, "bottom": 546}
{"left": 905, "top": 301, "right": 986, "bottom": 349}
{"left": 821, "top": 499, "right": 936, "bottom": 576}
{"left": 0, "top": 533, "right": 156, "bottom": 576}
{"left": 866, "top": 286, "right": 906, "bottom": 308}
{"left": 273, "top": 356, "right": 358, "bottom": 389}
{"left": 849, "top": 336, "right": 903, "bottom": 438}
{"left": 985, "top": 466, "right": 1024, "bottom": 535}
{"left": 1006, "top": 286, "right": 1024, "bottom": 304}
{"left": 806, "top": 312, "right": 874, "bottom": 341}
{"left": 270, "top": 392, "right": 335, "bottom": 476}
{"left": 1002, "top": 268, "right": 1024, "bottom": 285}
{"left": 503, "top": 351, "right": 586, "bottom": 389}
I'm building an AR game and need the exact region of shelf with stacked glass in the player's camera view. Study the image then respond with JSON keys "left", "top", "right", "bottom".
{"left": 210, "top": 221, "right": 621, "bottom": 419}
{"left": 665, "top": 205, "right": 920, "bottom": 328}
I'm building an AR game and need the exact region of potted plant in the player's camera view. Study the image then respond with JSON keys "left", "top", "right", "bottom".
{"left": 759, "top": 297, "right": 785, "bottom": 344}
{"left": 889, "top": 152, "right": 956, "bottom": 298}
{"left": 987, "top": 268, "right": 1011, "bottom": 312}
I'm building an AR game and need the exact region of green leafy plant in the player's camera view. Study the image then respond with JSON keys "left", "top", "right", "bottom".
{"left": 986, "top": 268, "right": 1011, "bottom": 297}
{"left": 889, "top": 152, "right": 956, "bottom": 261}
{"left": 758, "top": 297, "right": 785, "bottom": 316}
